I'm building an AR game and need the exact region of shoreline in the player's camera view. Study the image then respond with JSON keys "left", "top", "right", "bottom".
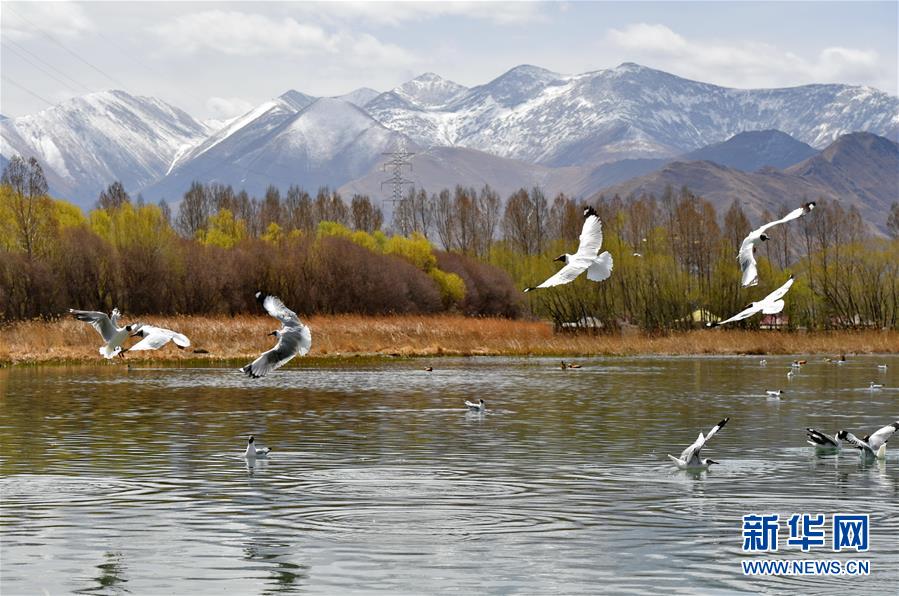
{"left": 1, "top": 315, "right": 897, "bottom": 366}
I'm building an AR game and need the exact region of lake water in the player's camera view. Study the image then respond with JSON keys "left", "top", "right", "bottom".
{"left": 1, "top": 355, "right": 897, "bottom": 595}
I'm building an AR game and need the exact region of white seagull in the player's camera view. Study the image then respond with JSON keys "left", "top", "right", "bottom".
{"left": 69, "top": 308, "right": 136, "bottom": 359}
{"left": 707, "top": 276, "right": 794, "bottom": 328}
{"left": 524, "top": 206, "right": 613, "bottom": 292}
{"left": 806, "top": 428, "right": 842, "bottom": 452}
{"left": 465, "top": 399, "right": 486, "bottom": 412}
{"left": 766, "top": 390, "right": 784, "bottom": 399}
{"left": 868, "top": 382, "right": 883, "bottom": 390}
{"left": 128, "top": 324, "right": 191, "bottom": 352}
{"left": 739, "top": 202, "right": 815, "bottom": 287}
{"left": 877, "top": 364, "right": 887, "bottom": 371}
{"left": 837, "top": 422, "right": 899, "bottom": 459}
{"left": 241, "top": 292, "right": 312, "bottom": 378}
{"left": 668, "top": 417, "right": 729, "bottom": 470}
{"left": 244, "top": 435, "right": 271, "bottom": 459}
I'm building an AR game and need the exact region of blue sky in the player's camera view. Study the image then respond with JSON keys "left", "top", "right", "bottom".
{"left": 1, "top": 1, "right": 896, "bottom": 120}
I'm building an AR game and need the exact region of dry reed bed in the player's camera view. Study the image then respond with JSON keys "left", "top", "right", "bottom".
{"left": 1, "top": 315, "right": 897, "bottom": 365}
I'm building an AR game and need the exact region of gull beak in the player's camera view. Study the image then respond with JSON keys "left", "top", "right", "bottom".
{"left": 553, "top": 255, "right": 565, "bottom": 262}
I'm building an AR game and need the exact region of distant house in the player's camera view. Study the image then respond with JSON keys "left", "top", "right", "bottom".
{"left": 759, "top": 314, "right": 789, "bottom": 329}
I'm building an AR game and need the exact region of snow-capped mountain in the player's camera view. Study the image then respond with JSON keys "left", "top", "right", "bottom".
{"left": 391, "top": 72, "right": 468, "bottom": 109}
{"left": 366, "top": 63, "right": 899, "bottom": 167}
{"left": 335, "top": 87, "right": 381, "bottom": 108}
{"left": 0, "top": 90, "right": 208, "bottom": 206}
{"left": 144, "top": 98, "right": 406, "bottom": 201}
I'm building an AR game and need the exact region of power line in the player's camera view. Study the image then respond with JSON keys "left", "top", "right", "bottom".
{"left": 2, "top": 41, "right": 94, "bottom": 96}
{"left": 4, "top": 4, "right": 129, "bottom": 90}
{"left": 2, "top": 37, "right": 94, "bottom": 93}
{"left": 1, "top": 75, "right": 56, "bottom": 107}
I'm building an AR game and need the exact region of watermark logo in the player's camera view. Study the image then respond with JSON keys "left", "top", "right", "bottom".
{"left": 741, "top": 513, "right": 871, "bottom": 576}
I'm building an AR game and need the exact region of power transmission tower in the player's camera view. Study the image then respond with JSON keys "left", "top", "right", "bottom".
{"left": 381, "top": 139, "right": 415, "bottom": 234}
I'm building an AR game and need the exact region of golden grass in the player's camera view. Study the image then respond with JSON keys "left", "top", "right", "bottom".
{"left": 1, "top": 314, "right": 897, "bottom": 365}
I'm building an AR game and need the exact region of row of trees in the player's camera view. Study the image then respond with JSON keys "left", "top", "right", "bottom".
{"left": 2, "top": 155, "right": 898, "bottom": 330}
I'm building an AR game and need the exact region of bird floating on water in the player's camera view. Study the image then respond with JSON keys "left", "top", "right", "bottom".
{"left": 787, "top": 369, "right": 795, "bottom": 379}
{"left": 524, "top": 206, "right": 613, "bottom": 292}
{"left": 424, "top": 366, "right": 433, "bottom": 372}
{"left": 759, "top": 359, "right": 767, "bottom": 366}
{"left": 465, "top": 399, "right": 486, "bottom": 412}
{"left": 69, "top": 308, "right": 136, "bottom": 359}
{"left": 868, "top": 382, "right": 883, "bottom": 390}
{"left": 806, "top": 428, "right": 842, "bottom": 452}
{"left": 766, "top": 390, "right": 784, "bottom": 399}
{"left": 792, "top": 359, "right": 807, "bottom": 367}
{"left": 838, "top": 422, "right": 898, "bottom": 459}
{"left": 244, "top": 435, "right": 271, "bottom": 459}
{"left": 560, "top": 361, "right": 582, "bottom": 369}
{"left": 738, "top": 202, "right": 815, "bottom": 287}
{"left": 707, "top": 276, "right": 794, "bottom": 327}
{"left": 877, "top": 364, "right": 888, "bottom": 371}
{"left": 668, "top": 417, "right": 729, "bottom": 470}
{"left": 240, "top": 292, "right": 312, "bottom": 378}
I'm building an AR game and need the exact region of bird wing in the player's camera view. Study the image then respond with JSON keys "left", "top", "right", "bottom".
{"left": 69, "top": 309, "right": 116, "bottom": 342}
{"left": 762, "top": 276, "right": 795, "bottom": 304}
{"left": 241, "top": 325, "right": 311, "bottom": 378}
{"left": 586, "top": 251, "right": 614, "bottom": 282}
{"left": 529, "top": 258, "right": 593, "bottom": 290}
{"left": 573, "top": 214, "right": 604, "bottom": 258}
{"left": 128, "top": 325, "right": 191, "bottom": 351}
{"left": 755, "top": 206, "right": 809, "bottom": 235}
{"left": 716, "top": 303, "right": 762, "bottom": 326}
{"left": 806, "top": 428, "right": 838, "bottom": 447}
{"left": 866, "top": 423, "right": 898, "bottom": 451}
{"left": 841, "top": 432, "right": 874, "bottom": 454}
{"left": 680, "top": 432, "right": 706, "bottom": 464}
{"left": 738, "top": 241, "right": 759, "bottom": 287}
{"left": 258, "top": 292, "right": 301, "bottom": 328}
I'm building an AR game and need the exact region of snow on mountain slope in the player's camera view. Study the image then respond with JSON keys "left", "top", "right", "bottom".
{"left": 143, "top": 98, "right": 406, "bottom": 201}
{"left": 367, "top": 63, "right": 899, "bottom": 168}
{"left": 335, "top": 87, "right": 380, "bottom": 108}
{"left": 0, "top": 90, "right": 208, "bottom": 207}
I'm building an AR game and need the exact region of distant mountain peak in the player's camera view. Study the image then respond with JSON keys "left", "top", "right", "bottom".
{"left": 393, "top": 72, "right": 468, "bottom": 109}
{"left": 278, "top": 90, "right": 317, "bottom": 111}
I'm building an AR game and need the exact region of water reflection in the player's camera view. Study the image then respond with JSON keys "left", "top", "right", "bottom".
{"left": 0, "top": 356, "right": 897, "bottom": 594}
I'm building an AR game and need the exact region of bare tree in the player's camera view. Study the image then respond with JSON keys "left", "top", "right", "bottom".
{"left": 176, "top": 181, "right": 211, "bottom": 237}
{"left": 1, "top": 155, "right": 52, "bottom": 258}
{"left": 433, "top": 188, "right": 454, "bottom": 250}
{"left": 351, "top": 194, "right": 383, "bottom": 232}
{"left": 96, "top": 181, "right": 130, "bottom": 210}
{"left": 888, "top": 202, "right": 899, "bottom": 239}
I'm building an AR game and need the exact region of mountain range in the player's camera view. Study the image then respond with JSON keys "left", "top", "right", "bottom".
{"left": 1, "top": 63, "right": 897, "bottom": 231}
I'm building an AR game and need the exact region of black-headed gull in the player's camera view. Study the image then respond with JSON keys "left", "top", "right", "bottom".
{"left": 69, "top": 308, "right": 136, "bottom": 359}
{"left": 668, "top": 417, "right": 729, "bottom": 469}
{"left": 837, "top": 422, "right": 898, "bottom": 459}
{"left": 244, "top": 435, "right": 271, "bottom": 459}
{"left": 806, "top": 428, "right": 842, "bottom": 452}
{"left": 524, "top": 207, "right": 613, "bottom": 292}
{"left": 766, "top": 390, "right": 784, "bottom": 399}
{"left": 707, "top": 276, "right": 794, "bottom": 328}
{"left": 465, "top": 399, "right": 486, "bottom": 412}
{"left": 739, "top": 203, "right": 815, "bottom": 287}
{"left": 241, "top": 292, "right": 312, "bottom": 378}
{"left": 128, "top": 324, "right": 191, "bottom": 352}
{"left": 868, "top": 382, "right": 884, "bottom": 390}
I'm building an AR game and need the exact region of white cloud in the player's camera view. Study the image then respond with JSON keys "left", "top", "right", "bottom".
{"left": 150, "top": 10, "right": 418, "bottom": 68}
{"left": 296, "top": 1, "right": 548, "bottom": 27}
{"left": 205, "top": 96, "right": 254, "bottom": 120}
{"left": 151, "top": 11, "right": 341, "bottom": 56}
{"left": 605, "top": 23, "right": 887, "bottom": 90}
{"left": 2, "top": 1, "right": 94, "bottom": 41}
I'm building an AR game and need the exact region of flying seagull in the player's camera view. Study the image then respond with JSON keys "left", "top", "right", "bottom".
{"left": 465, "top": 399, "right": 486, "bottom": 412}
{"left": 707, "top": 276, "right": 794, "bottom": 328}
{"left": 524, "top": 206, "right": 613, "bottom": 292}
{"left": 69, "top": 308, "right": 136, "bottom": 359}
{"left": 806, "top": 428, "right": 842, "bottom": 452}
{"left": 244, "top": 435, "right": 271, "bottom": 459}
{"left": 128, "top": 324, "right": 191, "bottom": 352}
{"left": 837, "top": 422, "right": 899, "bottom": 459}
{"left": 668, "top": 417, "right": 729, "bottom": 470}
{"left": 240, "top": 292, "right": 312, "bottom": 378}
{"left": 739, "top": 202, "right": 815, "bottom": 287}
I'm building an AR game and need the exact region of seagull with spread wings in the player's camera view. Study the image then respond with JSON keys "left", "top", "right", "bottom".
{"left": 240, "top": 292, "right": 312, "bottom": 378}
{"left": 524, "top": 206, "right": 613, "bottom": 292}
{"left": 739, "top": 203, "right": 815, "bottom": 287}
{"left": 668, "top": 417, "right": 730, "bottom": 470}
{"left": 69, "top": 308, "right": 136, "bottom": 359}
{"left": 128, "top": 324, "right": 191, "bottom": 352}
{"left": 838, "top": 422, "right": 899, "bottom": 459}
{"left": 707, "top": 276, "right": 795, "bottom": 328}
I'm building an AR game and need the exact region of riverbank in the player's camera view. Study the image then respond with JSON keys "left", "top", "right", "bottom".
{"left": 1, "top": 315, "right": 897, "bottom": 365}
